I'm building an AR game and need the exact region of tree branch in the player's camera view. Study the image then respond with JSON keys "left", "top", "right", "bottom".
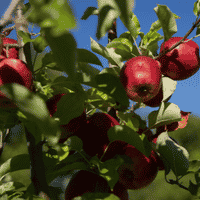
{"left": 155, "top": 18, "right": 200, "bottom": 60}
{"left": 0, "top": 0, "right": 23, "bottom": 28}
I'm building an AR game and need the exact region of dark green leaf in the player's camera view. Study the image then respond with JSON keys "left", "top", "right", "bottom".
{"left": 156, "top": 131, "right": 189, "bottom": 176}
{"left": 77, "top": 49, "right": 103, "bottom": 67}
{"left": 44, "top": 30, "right": 77, "bottom": 79}
{"left": 81, "top": 7, "right": 99, "bottom": 20}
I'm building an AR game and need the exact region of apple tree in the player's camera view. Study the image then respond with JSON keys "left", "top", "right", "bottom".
{"left": 0, "top": 0, "right": 200, "bottom": 199}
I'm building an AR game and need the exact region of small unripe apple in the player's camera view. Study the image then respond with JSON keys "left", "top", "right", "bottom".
{"left": 120, "top": 56, "right": 162, "bottom": 102}
{"left": 46, "top": 93, "right": 87, "bottom": 143}
{"left": 157, "top": 37, "right": 200, "bottom": 80}
{"left": 77, "top": 112, "right": 120, "bottom": 157}
{"left": 1, "top": 38, "right": 19, "bottom": 59}
{"left": 0, "top": 58, "right": 32, "bottom": 109}
{"left": 101, "top": 140, "right": 159, "bottom": 190}
{"left": 65, "top": 170, "right": 111, "bottom": 200}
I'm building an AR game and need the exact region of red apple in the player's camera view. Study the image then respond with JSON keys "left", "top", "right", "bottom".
{"left": 46, "top": 93, "right": 87, "bottom": 143}
{"left": 113, "top": 182, "right": 129, "bottom": 200}
{"left": 1, "top": 38, "right": 19, "bottom": 59}
{"left": 0, "top": 58, "right": 32, "bottom": 109}
{"left": 65, "top": 170, "right": 111, "bottom": 200}
{"left": 101, "top": 140, "right": 159, "bottom": 190}
{"left": 157, "top": 37, "right": 200, "bottom": 80}
{"left": 120, "top": 56, "right": 162, "bottom": 102}
{"left": 77, "top": 112, "right": 120, "bottom": 158}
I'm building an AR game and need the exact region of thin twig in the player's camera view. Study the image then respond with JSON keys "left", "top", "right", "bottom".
{"left": 14, "top": 2, "right": 29, "bottom": 63}
{"left": 1, "top": 26, "right": 15, "bottom": 36}
{"left": 155, "top": 18, "right": 200, "bottom": 60}
{"left": 132, "top": 36, "right": 142, "bottom": 55}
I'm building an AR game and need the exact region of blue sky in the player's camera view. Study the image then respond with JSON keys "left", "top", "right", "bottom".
{"left": 1, "top": 0, "right": 200, "bottom": 122}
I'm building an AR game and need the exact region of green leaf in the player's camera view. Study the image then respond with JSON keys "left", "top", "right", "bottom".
{"left": 0, "top": 154, "right": 30, "bottom": 179}
{"left": 77, "top": 48, "right": 103, "bottom": 67}
{"left": 96, "top": 1, "right": 119, "bottom": 39}
{"left": 130, "top": 13, "right": 141, "bottom": 37}
{"left": 17, "top": 31, "right": 32, "bottom": 44}
{"left": 148, "top": 102, "right": 181, "bottom": 129}
{"left": 154, "top": 4, "right": 177, "bottom": 41}
{"left": 75, "top": 62, "right": 101, "bottom": 86}
{"left": 85, "top": 87, "right": 115, "bottom": 113}
{"left": 22, "top": 2, "right": 31, "bottom": 15}
{"left": 156, "top": 131, "right": 189, "bottom": 176}
{"left": 91, "top": 38, "right": 124, "bottom": 68}
{"left": 188, "top": 160, "right": 200, "bottom": 173}
{"left": 65, "top": 136, "right": 83, "bottom": 152}
{"left": 28, "top": 0, "right": 76, "bottom": 33}
{"left": 194, "top": 1, "right": 200, "bottom": 17}
{"left": 107, "top": 38, "right": 133, "bottom": 53}
{"left": 119, "top": 31, "right": 134, "bottom": 43}
{"left": 119, "top": 6, "right": 138, "bottom": 39}
{"left": 53, "top": 93, "right": 85, "bottom": 125}
{"left": 107, "top": 125, "right": 151, "bottom": 157}
{"left": 90, "top": 155, "right": 124, "bottom": 189}
{"left": 149, "top": 13, "right": 179, "bottom": 34}
{"left": 52, "top": 76, "right": 85, "bottom": 94}
{"left": 106, "top": 38, "right": 137, "bottom": 61}
{"left": 44, "top": 30, "right": 77, "bottom": 79}
{"left": 149, "top": 20, "right": 162, "bottom": 33}
{"left": 81, "top": 7, "right": 99, "bottom": 20}
{"left": 188, "top": 180, "right": 200, "bottom": 197}
{"left": 0, "top": 182, "right": 25, "bottom": 196}
{"left": 32, "top": 35, "right": 48, "bottom": 53}
{"left": 117, "top": 111, "right": 147, "bottom": 131}
{"left": 23, "top": 42, "right": 34, "bottom": 74}
{"left": 117, "top": 112, "right": 138, "bottom": 131}
{"left": 95, "top": 71, "right": 129, "bottom": 108}
{"left": 162, "top": 77, "right": 177, "bottom": 101}
{"left": 140, "top": 30, "right": 163, "bottom": 56}
{"left": 41, "top": 52, "right": 57, "bottom": 69}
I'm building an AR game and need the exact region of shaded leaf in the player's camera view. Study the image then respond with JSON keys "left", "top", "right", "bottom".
{"left": 156, "top": 131, "right": 189, "bottom": 176}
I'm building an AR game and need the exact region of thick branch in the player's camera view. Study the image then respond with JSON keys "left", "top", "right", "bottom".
{"left": 0, "top": 0, "right": 22, "bottom": 27}
{"left": 25, "top": 127, "right": 51, "bottom": 199}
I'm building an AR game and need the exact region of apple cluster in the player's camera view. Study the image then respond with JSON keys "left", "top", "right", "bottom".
{"left": 0, "top": 37, "right": 32, "bottom": 109}
{"left": 45, "top": 36, "right": 199, "bottom": 199}
{"left": 120, "top": 37, "right": 200, "bottom": 107}
{"left": 1, "top": 36, "right": 194, "bottom": 199}
{"left": 45, "top": 92, "right": 165, "bottom": 199}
